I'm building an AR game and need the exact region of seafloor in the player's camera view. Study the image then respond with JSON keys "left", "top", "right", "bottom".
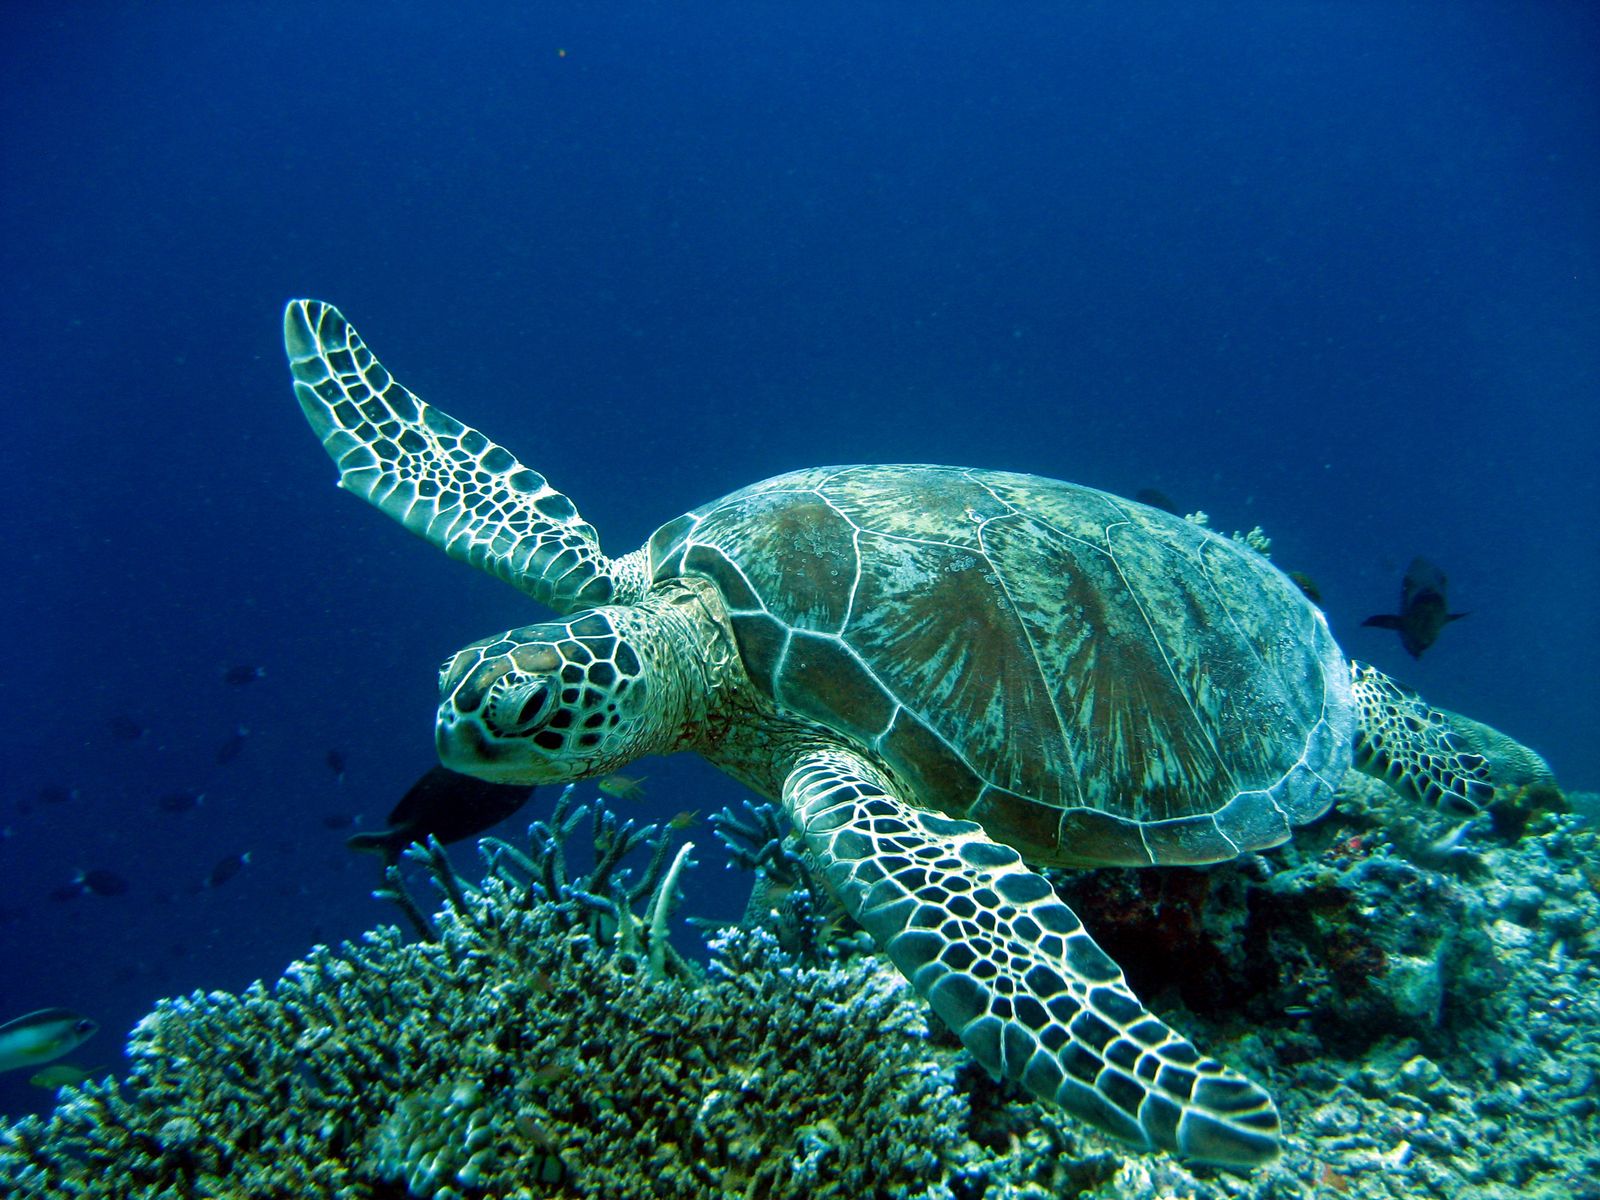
{"left": 1, "top": 772, "right": 1595, "bottom": 1199}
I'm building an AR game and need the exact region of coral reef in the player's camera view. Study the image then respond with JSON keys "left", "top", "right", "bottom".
{"left": 1050, "top": 774, "right": 1600, "bottom": 1199}
{"left": 2, "top": 774, "right": 1597, "bottom": 1199}
{"left": 709, "top": 798, "right": 864, "bottom": 963}
{"left": 0, "top": 789, "right": 969, "bottom": 1199}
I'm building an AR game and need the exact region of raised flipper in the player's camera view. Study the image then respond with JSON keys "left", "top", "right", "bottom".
{"left": 1349, "top": 662, "right": 1496, "bottom": 813}
{"left": 783, "top": 746, "right": 1280, "bottom": 1168}
{"left": 283, "top": 300, "right": 648, "bottom": 613}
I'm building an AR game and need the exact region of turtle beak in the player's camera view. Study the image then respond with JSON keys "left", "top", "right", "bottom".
{"left": 436, "top": 711, "right": 509, "bottom": 777}
{"left": 436, "top": 687, "right": 551, "bottom": 782}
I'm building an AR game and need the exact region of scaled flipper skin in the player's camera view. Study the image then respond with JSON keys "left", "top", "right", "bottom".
{"left": 284, "top": 300, "right": 647, "bottom": 613}
{"left": 784, "top": 747, "right": 1281, "bottom": 1169}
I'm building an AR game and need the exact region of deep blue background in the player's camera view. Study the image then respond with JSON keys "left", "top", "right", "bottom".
{"left": 3, "top": 2, "right": 1596, "bottom": 1114}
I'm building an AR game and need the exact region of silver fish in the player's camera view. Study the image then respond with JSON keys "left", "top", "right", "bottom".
{"left": 0, "top": 1009, "right": 99, "bottom": 1074}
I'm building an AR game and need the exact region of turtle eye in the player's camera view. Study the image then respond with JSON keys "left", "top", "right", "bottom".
{"left": 492, "top": 680, "right": 557, "bottom": 736}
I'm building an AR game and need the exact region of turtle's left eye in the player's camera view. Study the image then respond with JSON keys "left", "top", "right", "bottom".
{"left": 492, "top": 680, "right": 557, "bottom": 735}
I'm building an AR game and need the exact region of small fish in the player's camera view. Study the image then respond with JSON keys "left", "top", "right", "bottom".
{"left": 0, "top": 1009, "right": 99, "bottom": 1074}
{"left": 1287, "top": 570, "right": 1323, "bottom": 606}
{"left": 514, "top": 1111, "right": 561, "bottom": 1152}
{"left": 215, "top": 726, "right": 250, "bottom": 765}
{"left": 1133, "top": 487, "right": 1180, "bottom": 515}
{"left": 79, "top": 869, "right": 129, "bottom": 897}
{"left": 222, "top": 664, "right": 266, "bottom": 686}
{"left": 30, "top": 1063, "right": 104, "bottom": 1089}
{"left": 529, "top": 969, "right": 556, "bottom": 995}
{"left": 347, "top": 765, "right": 534, "bottom": 866}
{"left": 108, "top": 715, "right": 148, "bottom": 742}
{"left": 325, "top": 749, "right": 347, "bottom": 781}
{"left": 321, "top": 813, "right": 357, "bottom": 830}
{"left": 1427, "top": 821, "right": 1475, "bottom": 856}
{"left": 667, "top": 809, "right": 700, "bottom": 831}
{"left": 597, "top": 774, "right": 647, "bottom": 802}
{"left": 1418, "top": 819, "right": 1483, "bottom": 868}
{"left": 157, "top": 790, "right": 206, "bottom": 814}
{"left": 207, "top": 852, "right": 251, "bottom": 888}
{"left": 527, "top": 1062, "right": 574, "bottom": 1087}
{"left": 39, "top": 785, "right": 78, "bottom": 805}
{"left": 1362, "top": 556, "right": 1468, "bottom": 658}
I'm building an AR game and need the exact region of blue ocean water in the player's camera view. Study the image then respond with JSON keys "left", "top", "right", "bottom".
{"left": 1, "top": 1, "right": 1595, "bottom": 1120}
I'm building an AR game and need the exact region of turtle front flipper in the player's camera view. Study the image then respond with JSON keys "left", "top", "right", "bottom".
{"left": 782, "top": 747, "right": 1281, "bottom": 1168}
{"left": 1349, "top": 662, "right": 1497, "bottom": 812}
{"left": 283, "top": 300, "right": 647, "bottom": 613}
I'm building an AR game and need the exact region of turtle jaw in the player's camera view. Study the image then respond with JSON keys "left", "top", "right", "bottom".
{"left": 436, "top": 709, "right": 562, "bottom": 785}
{"left": 435, "top": 639, "right": 577, "bottom": 786}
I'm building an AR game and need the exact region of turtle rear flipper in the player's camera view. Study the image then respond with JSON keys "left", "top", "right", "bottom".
{"left": 1349, "top": 662, "right": 1496, "bottom": 812}
{"left": 284, "top": 300, "right": 647, "bottom": 613}
{"left": 784, "top": 747, "right": 1281, "bottom": 1169}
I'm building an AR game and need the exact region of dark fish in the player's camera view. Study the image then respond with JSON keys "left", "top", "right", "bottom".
{"left": 215, "top": 726, "right": 250, "bottom": 765}
{"left": 49, "top": 882, "right": 85, "bottom": 903}
{"left": 321, "top": 813, "right": 357, "bottom": 830}
{"left": 209, "top": 851, "right": 252, "bottom": 886}
{"left": 1287, "top": 570, "right": 1323, "bottom": 606}
{"left": 80, "top": 869, "right": 129, "bottom": 897}
{"left": 1134, "top": 487, "right": 1180, "bottom": 515}
{"left": 207, "top": 852, "right": 251, "bottom": 888}
{"left": 108, "top": 715, "right": 148, "bottom": 742}
{"left": 157, "top": 790, "right": 205, "bottom": 814}
{"left": 1362, "top": 556, "right": 1468, "bottom": 659}
{"left": 222, "top": 664, "right": 265, "bottom": 686}
{"left": 347, "top": 765, "right": 535, "bottom": 865}
{"left": 325, "top": 749, "right": 347, "bottom": 781}
{"left": 39, "top": 785, "right": 78, "bottom": 805}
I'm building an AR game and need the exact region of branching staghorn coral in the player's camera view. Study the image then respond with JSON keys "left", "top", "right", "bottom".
{"left": 712, "top": 798, "right": 807, "bottom": 884}
{"left": 0, "top": 787, "right": 968, "bottom": 1199}
{"left": 710, "top": 798, "right": 861, "bottom": 963}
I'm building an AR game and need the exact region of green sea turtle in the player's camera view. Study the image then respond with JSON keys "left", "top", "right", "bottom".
{"left": 283, "top": 300, "right": 1501, "bottom": 1168}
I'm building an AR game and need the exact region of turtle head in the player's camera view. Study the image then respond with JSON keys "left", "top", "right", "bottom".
{"left": 436, "top": 610, "right": 660, "bottom": 784}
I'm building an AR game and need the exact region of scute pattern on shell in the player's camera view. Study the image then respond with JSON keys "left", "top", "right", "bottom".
{"left": 650, "top": 465, "right": 1353, "bottom": 868}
